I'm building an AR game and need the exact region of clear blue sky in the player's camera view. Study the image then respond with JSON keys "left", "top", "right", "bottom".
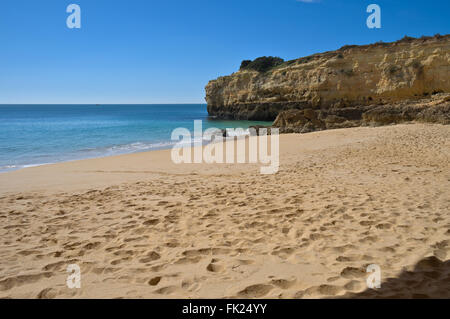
{"left": 1, "top": 0, "right": 449, "bottom": 104}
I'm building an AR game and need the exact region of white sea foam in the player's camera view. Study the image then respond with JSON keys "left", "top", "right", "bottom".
{"left": 0, "top": 130, "right": 253, "bottom": 173}
{"left": 0, "top": 163, "right": 54, "bottom": 173}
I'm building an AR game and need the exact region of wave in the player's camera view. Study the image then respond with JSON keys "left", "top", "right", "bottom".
{"left": 0, "top": 163, "right": 55, "bottom": 173}
{"left": 0, "top": 139, "right": 195, "bottom": 173}
{"left": 79, "top": 141, "right": 178, "bottom": 156}
{"left": 0, "top": 165, "right": 18, "bottom": 171}
{"left": 0, "top": 128, "right": 253, "bottom": 173}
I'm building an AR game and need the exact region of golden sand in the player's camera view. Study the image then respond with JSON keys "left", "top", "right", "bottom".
{"left": 0, "top": 123, "right": 449, "bottom": 298}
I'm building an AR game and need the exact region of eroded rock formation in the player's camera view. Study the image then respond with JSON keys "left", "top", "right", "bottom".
{"left": 205, "top": 35, "right": 450, "bottom": 131}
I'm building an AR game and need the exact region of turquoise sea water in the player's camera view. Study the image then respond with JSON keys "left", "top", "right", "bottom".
{"left": 0, "top": 104, "right": 271, "bottom": 172}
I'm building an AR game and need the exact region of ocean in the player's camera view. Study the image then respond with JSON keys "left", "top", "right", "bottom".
{"left": 0, "top": 104, "right": 271, "bottom": 172}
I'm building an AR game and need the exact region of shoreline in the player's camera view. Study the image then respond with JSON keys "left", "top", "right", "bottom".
{"left": 0, "top": 133, "right": 264, "bottom": 195}
{"left": 0, "top": 143, "right": 177, "bottom": 174}
{"left": 0, "top": 104, "right": 273, "bottom": 175}
{"left": 0, "top": 123, "right": 447, "bottom": 195}
{"left": 0, "top": 123, "right": 266, "bottom": 175}
{"left": 0, "top": 133, "right": 254, "bottom": 176}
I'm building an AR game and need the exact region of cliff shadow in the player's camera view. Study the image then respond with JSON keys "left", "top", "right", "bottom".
{"left": 342, "top": 256, "right": 450, "bottom": 299}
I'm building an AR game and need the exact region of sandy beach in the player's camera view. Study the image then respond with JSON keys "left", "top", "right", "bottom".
{"left": 0, "top": 123, "right": 449, "bottom": 299}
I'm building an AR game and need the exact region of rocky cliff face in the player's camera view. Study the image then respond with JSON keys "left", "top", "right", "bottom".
{"left": 271, "top": 94, "right": 450, "bottom": 134}
{"left": 205, "top": 35, "right": 450, "bottom": 130}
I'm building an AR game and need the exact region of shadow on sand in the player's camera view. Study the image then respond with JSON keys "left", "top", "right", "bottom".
{"left": 342, "top": 256, "right": 450, "bottom": 298}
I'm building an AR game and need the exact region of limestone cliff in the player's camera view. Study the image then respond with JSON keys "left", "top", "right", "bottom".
{"left": 205, "top": 35, "right": 450, "bottom": 130}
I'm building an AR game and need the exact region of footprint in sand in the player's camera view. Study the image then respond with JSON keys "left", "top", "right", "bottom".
{"left": 154, "top": 285, "right": 179, "bottom": 295}
{"left": 206, "top": 261, "right": 223, "bottom": 273}
{"left": 340, "top": 266, "right": 366, "bottom": 279}
{"left": 148, "top": 276, "right": 162, "bottom": 286}
{"left": 143, "top": 219, "right": 160, "bottom": 226}
{"left": 271, "top": 278, "right": 297, "bottom": 289}
{"left": 238, "top": 284, "right": 273, "bottom": 298}
{"left": 295, "top": 284, "right": 344, "bottom": 298}
{"left": 139, "top": 251, "right": 161, "bottom": 263}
